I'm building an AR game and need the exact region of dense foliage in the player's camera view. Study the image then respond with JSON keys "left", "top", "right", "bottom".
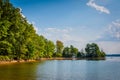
{"left": 0, "top": 0, "right": 56, "bottom": 60}
{"left": 63, "top": 45, "right": 78, "bottom": 57}
{"left": 85, "top": 43, "right": 106, "bottom": 57}
{"left": 0, "top": 0, "right": 106, "bottom": 61}
{"left": 54, "top": 40, "right": 64, "bottom": 57}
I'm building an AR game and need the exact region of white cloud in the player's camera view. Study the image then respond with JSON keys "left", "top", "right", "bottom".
{"left": 109, "top": 20, "right": 120, "bottom": 39}
{"left": 108, "top": 20, "right": 120, "bottom": 40}
{"left": 97, "top": 41, "right": 120, "bottom": 54}
{"left": 40, "top": 25, "right": 120, "bottom": 54}
{"left": 23, "top": 20, "right": 39, "bottom": 33}
{"left": 19, "top": 8, "right": 26, "bottom": 18}
{"left": 31, "top": 21, "right": 39, "bottom": 33}
{"left": 41, "top": 26, "right": 120, "bottom": 54}
{"left": 43, "top": 27, "right": 73, "bottom": 42}
{"left": 41, "top": 27, "right": 87, "bottom": 49}
{"left": 96, "top": 19, "right": 120, "bottom": 41}
{"left": 95, "top": 19, "right": 120, "bottom": 54}
{"left": 87, "top": 0, "right": 110, "bottom": 14}
{"left": 45, "top": 27, "right": 71, "bottom": 34}
{"left": 21, "top": 13, "right": 25, "bottom": 18}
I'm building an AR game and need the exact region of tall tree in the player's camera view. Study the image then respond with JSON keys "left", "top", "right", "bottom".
{"left": 70, "top": 45, "right": 78, "bottom": 56}
{"left": 55, "top": 40, "right": 64, "bottom": 56}
{"left": 44, "top": 40, "right": 55, "bottom": 58}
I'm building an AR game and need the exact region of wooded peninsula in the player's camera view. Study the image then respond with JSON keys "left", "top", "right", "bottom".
{"left": 0, "top": 0, "right": 105, "bottom": 62}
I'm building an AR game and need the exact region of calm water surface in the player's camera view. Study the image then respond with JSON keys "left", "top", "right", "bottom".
{"left": 0, "top": 57, "right": 120, "bottom": 80}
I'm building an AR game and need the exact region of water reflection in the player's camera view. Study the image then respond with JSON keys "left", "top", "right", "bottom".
{"left": 37, "top": 60, "right": 87, "bottom": 80}
{"left": 106, "top": 57, "right": 120, "bottom": 61}
{"left": 55, "top": 60, "right": 73, "bottom": 80}
{"left": 85, "top": 61, "right": 100, "bottom": 80}
{"left": 0, "top": 57, "right": 120, "bottom": 80}
{"left": 37, "top": 60, "right": 73, "bottom": 80}
{"left": 36, "top": 58, "right": 120, "bottom": 80}
{"left": 86, "top": 57, "right": 106, "bottom": 61}
{"left": 0, "top": 62, "right": 39, "bottom": 80}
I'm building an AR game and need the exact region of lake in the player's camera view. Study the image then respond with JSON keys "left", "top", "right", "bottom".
{"left": 0, "top": 57, "right": 120, "bottom": 80}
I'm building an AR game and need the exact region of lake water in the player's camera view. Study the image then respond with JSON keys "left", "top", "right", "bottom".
{"left": 0, "top": 57, "right": 120, "bottom": 80}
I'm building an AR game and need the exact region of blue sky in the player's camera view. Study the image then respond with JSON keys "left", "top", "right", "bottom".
{"left": 10, "top": 0, "right": 120, "bottom": 54}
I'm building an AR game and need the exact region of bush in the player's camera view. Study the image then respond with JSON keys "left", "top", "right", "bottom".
{"left": 0, "top": 56, "right": 10, "bottom": 61}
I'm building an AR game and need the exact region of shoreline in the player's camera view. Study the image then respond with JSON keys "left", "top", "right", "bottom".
{"left": 0, "top": 57, "right": 106, "bottom": 65}
{"left": 0, "top": 58, "right": 74, "bottom": 65}
{"left": 0, "top": 60, "right": 37, "bottom": 65}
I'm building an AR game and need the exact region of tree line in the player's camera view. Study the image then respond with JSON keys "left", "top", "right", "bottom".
{"left": 0, "top": 0, "right": 105, "bottom": 61}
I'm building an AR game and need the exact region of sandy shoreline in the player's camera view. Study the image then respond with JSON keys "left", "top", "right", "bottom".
{"left": 0, "top": 58, "right": 73, "bottom": 65}
{"left": 0, "top": 57, "right": 105, "bottom": 65}
{"left": 0, "top": 60, "right": 37, "bottom": 65}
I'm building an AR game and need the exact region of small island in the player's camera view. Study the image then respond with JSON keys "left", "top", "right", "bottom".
{"left": 0, "top": 0, "right": 105, "bottom": 63}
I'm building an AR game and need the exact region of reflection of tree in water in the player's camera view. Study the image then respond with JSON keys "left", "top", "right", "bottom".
{"left": 0, "top": 62, "right": 39, "bottom": 80}
{"left": 55, "top": 60, "right": 73, "bottom": 80}
{"left": 54, "top": 60, "right": 88, "bottom": 80}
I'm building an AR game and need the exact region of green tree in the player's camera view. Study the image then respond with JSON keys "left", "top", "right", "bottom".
{"left": 44, "top": 40, "right": 55, "bottom": 58}
{"left": 77, "top": 49, "right": 85, "bottom": 58}
{"left": 63, "top": 45, "right": 78, "bottom": 58}
{"left": 0, "top": 41, "right": 12, "bottom": 56}
{"left": 70, "top": 45, "right": 78, "bottom": 56}
{"left": 55, "top": 40, "right": 64, "bottom": 57}
{"left": 0, "top": 0, "right": 106, "bottom": 61}
{"left": 0, "top": 0, "right": 36, "bottom": 60}
{"left": 85, "top": 43, "right": 106, "bottom": 57}
{"left": 63, "top": 47, "right": 71, "bottom": 57}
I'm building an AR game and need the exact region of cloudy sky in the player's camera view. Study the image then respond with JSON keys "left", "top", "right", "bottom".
{"left": 10, "top": 0, "right": 120, "bottom": 54}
